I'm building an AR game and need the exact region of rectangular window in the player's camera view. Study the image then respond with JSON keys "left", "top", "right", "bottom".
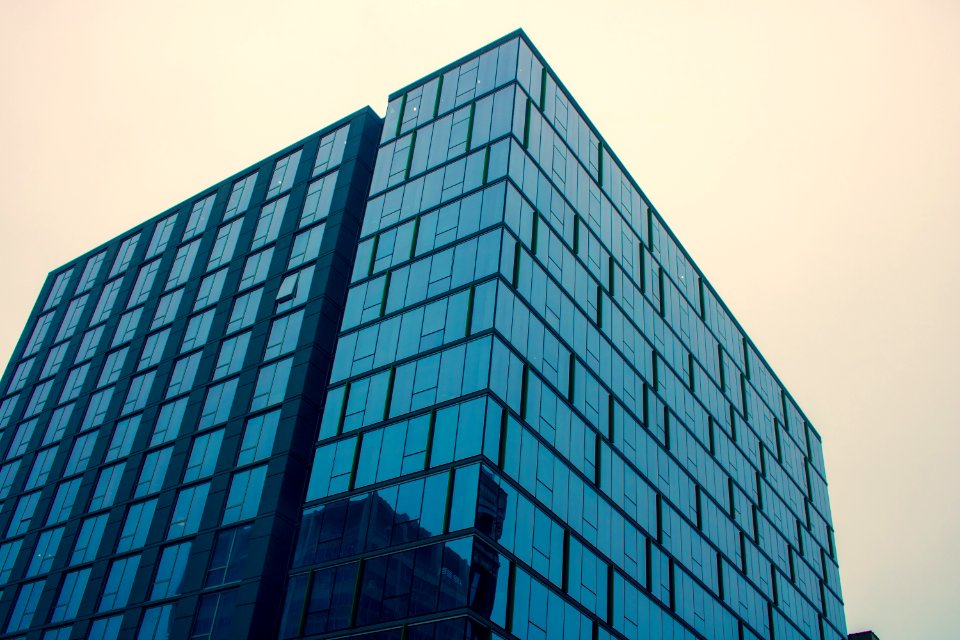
{"left": 42, "top": 404, "right": 74, "bottom": 446}
{"left": 24, "top": 311, "right": 55, "bottom": 356}
{"left": 6, "top": 357, "right": 35, "bottom": 394}
{"left": 146, "top": 214, "right": 178, "bottom": 259}
{"left": 105, "top": 414, "right": 141, "bottom": 461}
{"left": 46, "top": 478, "right": 82, "bottom": 525}
{"left": 89, "top": 615, "right": 123, "bottom": 640}
{"left": 43, "top": 341, "right": 70, "bottom": 376}
{"left": 213, "top": 332, "right": 250, "bottom": 380}
{"left": 110, "top": 233, "right": 141, "bottom": 277}
{"left": 70, "top": 514, "right": 108, "bottom": 565}
{"left": 89, "top": 463, "right": 126, "bottom": 511}
{"left": 59, "top": 363, "right": 90, "bottom": 402}
{"left": 238, "top": 410, "right": 280, "bottom": 465}
{"left": 77, "top": 251, "right": 107, "bottom": 293}
{"left": 275, "top": 268, "right": 313, "bottom": 313}
{"left": 152, "top": 288, "right": 184, "bottom": 329}
{"left": 50, "top": 567, "right": 90, "bottom": 622}
{"left": 205, "top": 524, "right": 251, "bottom": 586}
{"left": 26, "top": 526, "right": 64, "bottom": 576}
{"left": 166, "top": 352, "right": 202, "bottom": 398}
{"left": 180, "top": 310, "right": 215, "bottom": 352}
{"left": 91, "top": 278, "right": 123, "bottom": 324}
{"left": 300, "top": 174, "right": 336, "bottom": 227}
{"left": 251, "top": 196, "right": 288, "bottom": 249}
{"left": 138, "top": 329, "right": 169, "bottom": 370}
{"left": 112, "top": 307, "right": 143, "bottom": 346}
{"left": 165, "top": 239, "right": 201, "bottom": 290}
{"left": 98, "top": 348, "right": 129, "bottom": 387}
{"left": 0, "top": 460, "right": 20, "bottom": 499}
{"left": 251, "top": 357, "right": 294, "bottom": 411}
{"left": 25, "top": 446, "right": 57, "bottom": 489}
{"left": 56, "top": 294, "right": 89, "bottom": 341}
{"left": 227, "top": 288, "right": 263, "bottom": 334}
{"left": 182, "top": 194, "right": 216, "bottom": 241}
{"left": 81, "top": 387, "right": 114, "bottom": 431}
{"left": 264, "top": 310, "right": 303, "bottom": 360}
{"left": 6, "top": 579, "right": 45, "bottom": 633}
{"left": 135, "top": 446, "right": 173, "bottom": 497}
{"left": 64, "top": 430, "right": 99, "bottom": 475}
{"left": 151, "top": 542, "right": 192, "bottom": 600}
{"left": 44, "top": 269, "right": 74, "bottom": 311}
{"left": 223, "top": 172, "right": 258, "bottom": 220}
{"left": 287, "top": 223, "right": 325, "bottom": 268}
{"left": 128, "top": 259, "right": 161, "bottom": 308}
{"left": 122, "top": 371, "right": 156, "bottom": 415}
{"left": 167, "top": 483, "right": 210, "bottom": 539}
{"left": 183, "top": 429, "right": 224, "bottom": 482}
{"left": 98, "top": 555, "right": 141, "bottom": 611}
{"left": 0, "top": 395, "right": 20, "bottom": 430}
{"left": 0, "top": 539, "right": 23, "bottom": 583}
{"left": 313, "top": 124, "right": 349, "bottom": 176}
{"left": 198, "top": 379, "right": 238, "bottom": 429}
{"left": 117, "top": 499, "right": 158, "bottom": 552}
{"left": 7, "top": 419, "right": 37, "bottom": 459}
{"left": 222, "top": 464, "right": 267, "bottom": 524}
{"left": 151, "top": 398, "right": 188, "bottom": 445}
{"left": 207, "top": 219, "right": 244, "bottom": 270}
{"left": 74, "top": 326, "right": 104, "bottom": 365}
{"left": 137, "top": 605, "right": 173, "bottom": 640}
{"left": 24, "top": 381, "right": 53, "bottom": 417}
{"left": 239, "top": 247, "right": 273, "bottom": 290}
{"left": 193, "top": 268, "right": 229, "bottom": 311}
{"left": 192, "top": 590, "right": 235, "bottom": 640}
{"left": 267, "top": 149, "right": 302, "bottom": 198}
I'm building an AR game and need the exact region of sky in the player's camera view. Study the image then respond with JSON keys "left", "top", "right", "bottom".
{"left": 1, "top": 1, "right": 958, "bottom": 636}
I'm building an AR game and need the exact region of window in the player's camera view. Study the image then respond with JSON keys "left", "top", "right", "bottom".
{"left": 207, "top": 219, "right": 243, "bottom": 270}
{"left": 137, "top": 606, "right": 173, "bottom": 640}
{"left": 77, "top": 251, "right": 107, "bottom": 293}
{"left": 267, "top": 149, "right": 302, "bottom": 198}
{"left": 89, "top": 463, "right": 126, "bottom": 511}
{"left": 25, "top": 446, "right": 57, "bottom": 489}
{"left": 182, "top": 194, "right": 216, "bottom": 241}
{"left": 152, "top": 398, "right": 188, "bottom": 445}
{"left": 147, "top": 214, "right": 178, "bottom": 259}
{"left": 91, "top": 278, "right": 123, "bottom": 324}
{"left": 275, "top": 268, "right": 313, "bottom": 313}
{"left": 6, "top": 357, "right": 34, "bottom": 394}
{"left": 166, "top": 352, "right": 203, "bottom": 404}
{"left": 56, "top": 294, "right": 89, "bottom": 341}
{"left": 300, "top": 174, "right": 336, "bottom": 227}
{"left": 239, "top": 247, "right": 273, "bottom": 290}
{"left": 42, "top": 341, "right": 69, "bottom": 376}
{"left": 112, "top": 307, "right": 143, "bottom": 346}
{"left": 106, "top": 414, "right": 141, "bottom": 461}
{"left": 98, "top": 555, "right": 141, "bottom": 611}
{"left": 184, "top": 429, "right": 224, "bottom": 481}
{"left": 122, "top": 371, "right": 156, "bottom": 414}
{"left": 251, "top": 196, "right": 288, "bottom": 249}
{"left": 165, "top": 239, "right": 201, "bottom": 289}
{"left": 110, "top": 233, "right": 141, "bottom": 277}
{"left": 213, "top": 332, "right": 250, "bottom": 379}
{"left": 227, "top": 288, "right": 262, "bottom": 333}
{"left": 139, "top": 329, "right": 170, "bottom": 370}
{"left": 312, "top": 124, "right": 349, "bottom": 176}
{"left": 194, "top": 268, "right": 229, "bottom": 310}
{"left": 0, "top": 539, "right": 23, "bottom": 582}
{"left": 42, "top": 404, "right": 74, "bottom": 445}
{"left": 50, "top": 567, "right": 90, "bottom": 622}
{"left": 238, "top": 410, "right": 280, "bottom": 465}
{"left": 264, "top": 310, "right": 303, "bottom": 360}
{"left": 192, "top": 590, "right": 236, "bottom": 640}
{"left": 168, "top": 483, "right": 209, "bottom": 539}
{"left": 0, "top": 395, "right": 19, "bottom": 431}
{"left": 24, "top": 311, "right": 55, "bottom": 356}
{"left": 46, "top": 478, "right": 81, "bottom": 525}
{"left": 98, "top": 348, "right": 129, "bottom": 387}
{"left": 0, "top": 460, "right": 21, "bottom": 499}
{"left": 205, "top": 524, "right": 251, "bottom": 586}
{"left": 81, "top": 387, "right": 114, "bottom": 430}
{"left": 151, "top": 542, "right": 192, "bottom": 599}
{"left": 26, "top": 526, "right": 64, "bottom": 576}
{"left": 89, "top": 615, "right": 124, "bottom": 640}
{"left": 24, "top": 380, "right": 52, "bottom": 417}
{"left": 117, "top": 499, "right": 158, "bottom": 552}
{"left": 44, "top": 268, "right": 74, "bottom": 311}
{"left": 287, "top": 223, "right": 325, "bottom": 268}
{"left": 8, "top": 419, "right": 38, "bottom": 458}
{"left": 59, "top": 363, "right": 90, "bottom": 402}
{"left": 135, "top": 447, "right": 173, "bottom": 497}
{"left": 128, "top": 259, "right": 161, "bottom": 307}
{"left": 223, "top": 172, "right": 258, "bottom": 220}
{"left": 251, "top": 357, "right": 293, "bottom": 411}
{"left": 6, "top": 580, "right": 45, "bottom": 633}
{"left": 181, "top": 310, "right": 215, "bottom": 353}
{"left": 71, "top": 514, "right": 108, "bottom": 565}
{"left": 198, "top": 379, "right": 237, "bottom": 429}
{"left": 64, "top": 431, "right": 99, "bottom": 475}
{"left": 222, "top": 465, "right": 267, "bottom": 524}
{"left": 152, "top": 288, "right": 184, "bottom": 329}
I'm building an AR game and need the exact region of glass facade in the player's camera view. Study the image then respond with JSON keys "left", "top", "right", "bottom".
{"left": 0, "top": 30, "right": 845, "bottom": 640}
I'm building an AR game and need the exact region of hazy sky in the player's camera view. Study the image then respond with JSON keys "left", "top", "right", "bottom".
{"left": 1, "top": 1, "right": 958, "bottom": 636}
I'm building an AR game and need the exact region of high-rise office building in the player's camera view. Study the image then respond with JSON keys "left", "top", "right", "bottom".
{"left": 0, "top": 31, "right": 845, "bottom": 640}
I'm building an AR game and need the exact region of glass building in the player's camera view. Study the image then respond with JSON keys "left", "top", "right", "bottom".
{"left": 0, "top": 31, "right": 845, "bottom": 640}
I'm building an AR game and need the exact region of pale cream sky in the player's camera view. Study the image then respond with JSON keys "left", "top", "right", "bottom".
{"left": 1, "top": 1, "right": 958, "bottom": 637}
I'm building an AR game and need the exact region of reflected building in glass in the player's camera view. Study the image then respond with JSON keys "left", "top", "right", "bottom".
{"left": 0, "top": 30, "right": 845, "bottom": 640}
